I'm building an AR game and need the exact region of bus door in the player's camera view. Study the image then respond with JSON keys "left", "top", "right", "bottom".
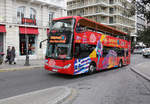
{"left": 124, "top": 49, "right": 128, "bottom": 65}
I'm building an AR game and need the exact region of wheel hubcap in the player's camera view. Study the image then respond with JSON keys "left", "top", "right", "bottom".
{"left": 90, "top": 65, "right": 95, "bottom": 72}
{"left": 119, "top": 62, "right": 122, "bottom": 67}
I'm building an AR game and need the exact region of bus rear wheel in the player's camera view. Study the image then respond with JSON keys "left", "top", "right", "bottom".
{"left": 88, "top": 64, "right": 96, "bottom": 74}
{"left": 118, "top": 60, "right": 123, "bottom": 68}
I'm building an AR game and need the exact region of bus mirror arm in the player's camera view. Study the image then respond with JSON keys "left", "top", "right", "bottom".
{"left": 39, "top": 39, "right": 48, "bottom": 48}
{"left": 40, "top": 42, "right": 42, "bottom": 48}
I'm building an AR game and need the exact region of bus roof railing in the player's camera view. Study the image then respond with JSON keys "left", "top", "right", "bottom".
{"left": 53, "top": 16, "right": 128, "bottom": 36}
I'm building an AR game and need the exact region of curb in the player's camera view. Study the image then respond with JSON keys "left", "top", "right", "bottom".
{"left": 47, "top": 87, "right": 72, "bottom": 104}
{"left": 0, "top": 86, "right": 74, "bottom": 104}
{"left": 130, "top": 67, "right": 150, "bottom": 81}
{"left": 61, "top": 88, "right": 78, "bottom": 104}
{"left": 0, "top": 65, "right": 43, "bottom": 72}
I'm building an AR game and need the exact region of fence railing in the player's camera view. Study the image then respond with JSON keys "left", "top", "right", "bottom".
{"left": 0, "top": 16, "right": 50, "bottom": 27}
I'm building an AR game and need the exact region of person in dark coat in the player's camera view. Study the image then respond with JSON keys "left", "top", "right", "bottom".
{"left": 5, "top": 46, "right": 11, "bottom": 63}
{"left": 10, "top": 46, "right": 16, "bottom": 64}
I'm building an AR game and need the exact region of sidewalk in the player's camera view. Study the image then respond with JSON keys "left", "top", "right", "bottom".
{"left": 0, "top": 86, "right": 77, "bottom": 104}
{"left": 130, "top": 62, "right": 150, "bottom": 81}
{"left": 0, "top": 59, "right": 44, "bottom": 72}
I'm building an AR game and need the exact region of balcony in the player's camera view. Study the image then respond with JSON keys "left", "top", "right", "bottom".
{"left": 110, "top": 13, "right": 135, "bottom": 21}
{"left": 83, "top": 10, "right": 109, "bottom": 17}
{"left": 67, "top": 0, "right": 109, "bottom": 11}
{"left": 100, "top": 21, "right": 109, "bottom": 25}
{"left": 11, "top": 17, "right": 49, "bottom": 27}
{"left": 108, "top": 22, "right": 135, "bottom": 29}
{"left": 109, "top": 2, "right": 123, "bottom": 8}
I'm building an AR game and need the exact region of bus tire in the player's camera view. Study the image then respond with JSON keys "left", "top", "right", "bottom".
{"left": 88, "top": 64, "right": 96, "bottom": 74}
{"left": 118, "top": 60, "right": 123, "bottom": 68}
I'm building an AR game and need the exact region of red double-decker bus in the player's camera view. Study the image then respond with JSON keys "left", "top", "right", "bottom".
{"left": 42, "top": 16, "right": 131, "bottom": 75}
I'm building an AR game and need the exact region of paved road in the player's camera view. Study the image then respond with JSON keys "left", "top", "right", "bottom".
{"left": 0, "top": 54, "right": 150, "bottom": 104}
{"left": 70, "top": 54, "right": 150, "bottom": 104}
{"left": 131, "top": 54, "right": 150, "bottom": 65}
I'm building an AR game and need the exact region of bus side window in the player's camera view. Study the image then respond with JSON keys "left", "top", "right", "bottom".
{"left": 76, "top": 23, "right": 85, "bottom": 33}
{"left": 102, "top": 46, "right": 108, "bottom": 57}
{"left": 117, "top": 48, "right": 124, "bottom": 57}
{"left": 80, "top": 44, "right": 89, "bottom": 58}
{"left": 126, "top": 50, "right": 128, "bottom": 56}
{"left": 75, "top": 44, "right": 96, "bottom": 58}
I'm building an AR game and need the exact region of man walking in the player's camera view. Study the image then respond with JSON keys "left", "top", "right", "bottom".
{"left": 10, "top": 46, "right": 16, "bottom": 64}
{"left": 5, "top": 46, "right": 11, "bottom": 63}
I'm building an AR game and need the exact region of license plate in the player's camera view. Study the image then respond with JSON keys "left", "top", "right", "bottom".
{"left": 52, "top": 69, "right": 58, "bottom": 72}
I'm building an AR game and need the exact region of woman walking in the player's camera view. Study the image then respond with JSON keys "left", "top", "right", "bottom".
{"left": 10, "top": 46, "right": 16, "bottom": 64}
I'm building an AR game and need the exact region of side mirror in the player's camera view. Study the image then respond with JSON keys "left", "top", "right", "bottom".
{"left": 39, "top": 39, "right": 48, "bottom": 48}
{"left": 39, "top": 42, "right": 42, "bottom": 48}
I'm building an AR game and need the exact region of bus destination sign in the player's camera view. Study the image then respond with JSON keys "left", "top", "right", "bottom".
{"left": 49, "top": 35, "right": 66, "bottom": 43}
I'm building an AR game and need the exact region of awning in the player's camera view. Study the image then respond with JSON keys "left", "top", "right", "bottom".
{"left": 0, "top": 25, "right": 6, "bottom": 33}
{"left": 19, "top": 27, "right": 39, "bottom": 35}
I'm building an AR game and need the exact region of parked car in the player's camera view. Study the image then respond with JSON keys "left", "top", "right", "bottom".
{"left": 142, "top": 48, "right": 150, "bottom": 58}
{"left": 133, "top": 46, "right": 145, "bottom": 54}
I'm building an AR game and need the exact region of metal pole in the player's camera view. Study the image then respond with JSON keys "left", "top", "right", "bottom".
{"left": 24, "top": 35, "right": 30, "bottom": 66}
{"left": 24, "top": 18, "right": 30, "bottom": 66}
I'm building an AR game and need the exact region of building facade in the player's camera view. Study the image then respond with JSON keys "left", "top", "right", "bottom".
{"left": 67, "top": 0, "right": 136, "bottom": 36}
{"left": 0, "top": 0, "right": 66, "bottom": 61}
{"left": 132, "top": 14, "right": 146, "bottom": 42}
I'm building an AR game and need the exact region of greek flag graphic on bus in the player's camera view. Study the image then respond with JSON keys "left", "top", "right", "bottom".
{"left": 74, "top": 57, "right": 92, "bottom": 75}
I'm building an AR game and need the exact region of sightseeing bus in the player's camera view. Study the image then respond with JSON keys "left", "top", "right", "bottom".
{"left": 42, "top": 16, "right": 131, "bottom": 75}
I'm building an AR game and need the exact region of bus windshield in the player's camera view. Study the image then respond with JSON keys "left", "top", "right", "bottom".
{"left": 46, "top": 44, "right": 71, "bottom": 59}
{"left": 46, "top": 18, "right": 75, "bottom": 59}
{"left": 51, "top": 18, "right": 74, "bottom": 32}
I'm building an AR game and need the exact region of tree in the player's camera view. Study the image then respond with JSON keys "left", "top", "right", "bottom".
{"left": 137, "top": 27, "right": 150, "bottom": 46}
{"left": 134, "top": 0, "right": 150, "bottom": 23}
{"left": 129, "top": 0, "right": 150, "bottom": 47}
{"left": 122, "top": 1, "right": 136, "bottom": 17}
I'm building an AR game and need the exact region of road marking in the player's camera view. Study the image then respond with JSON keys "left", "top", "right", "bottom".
{"left": 0, "top": 66, "right": 43, "bottom": 72}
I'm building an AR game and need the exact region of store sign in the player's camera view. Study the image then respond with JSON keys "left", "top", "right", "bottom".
{"left": 22, "top": 18, "right": 36, "bottom": 25}
{"left": 49, "top": 35, "right": 66, "bottom": 43}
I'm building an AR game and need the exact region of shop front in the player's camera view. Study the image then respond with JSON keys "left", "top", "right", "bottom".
{"left": 0, "top": 25, "right": 6, "bottom": 52}
{"left": 0, "top": 25, "right": 6, "bottom": 64}
{"left": 19, "top": 27, "right": 38, "bottom": 58}
{"left": 0, "top": 33, "right": 3, "bottom": 53}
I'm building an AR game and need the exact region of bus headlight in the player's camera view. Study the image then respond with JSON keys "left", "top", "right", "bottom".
{"left": 64, "top": 64, "right": 71, "bottom": 69}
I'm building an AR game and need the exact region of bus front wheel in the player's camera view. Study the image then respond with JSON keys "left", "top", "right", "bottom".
{"left": 88, "top": 64, "right": 96, "bottom": 74}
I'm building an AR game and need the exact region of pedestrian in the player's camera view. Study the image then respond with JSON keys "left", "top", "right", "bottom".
{"left": 10, "top": 46, "right": 16, "bottom": 64}
{"left": 131, "top": 47, "right": 134, "bottom": 54}
{"left": 5, "top": 46, "right": 11, "bottom": 63}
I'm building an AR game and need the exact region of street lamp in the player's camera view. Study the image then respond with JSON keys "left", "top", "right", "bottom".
{"left": 24, "top": 18, "right": 30, "bottom": 66}
{"left": 24, "top": 35, "right": 30, "bottom": 66}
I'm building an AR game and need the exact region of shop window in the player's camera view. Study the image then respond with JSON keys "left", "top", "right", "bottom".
{"left": 19, "top": 34, "right": 36, "bottom": 55}
{"left": 0, "top": 34, "right": 3, "bottom": 52}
